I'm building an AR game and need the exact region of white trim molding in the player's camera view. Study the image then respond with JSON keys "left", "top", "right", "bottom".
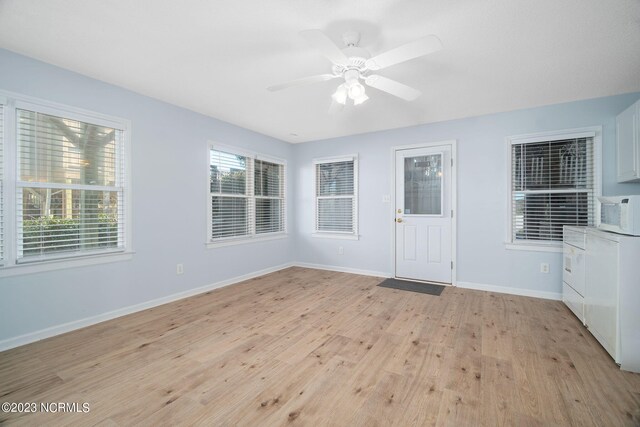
{"left": 457, "top": 280, "right": 561, "bottom": 301}
{"left": 293, "top": 262, "right": 390, "bottom": 278}
{"left": 390, "top": 140, "right": 457, "bottom": 285}
{"left": 0, "top": 262, "right": 294, "bottom": 352}
{"left": 311, "top": 233, "right": 360, "bottom": 240}
{"left": 503, "top": 243, "right": 563, "bottom": 253}
{"left": 206, "top": 233, "right": 287, "bottom": 249}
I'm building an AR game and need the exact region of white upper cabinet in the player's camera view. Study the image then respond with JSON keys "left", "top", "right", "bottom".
{"left": 616, "top": 99, "right": 640, "bottom": 183}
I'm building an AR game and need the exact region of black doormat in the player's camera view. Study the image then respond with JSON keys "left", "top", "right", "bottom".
{"left": 378, "top": 278, "right": 445, "bottom": 296}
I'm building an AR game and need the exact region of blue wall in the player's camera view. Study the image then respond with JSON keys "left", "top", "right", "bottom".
{"left": 1, "top": 47, "right": 639, "bottom": 347}
{"left": 293, "top": 93, "right": 640, "bottom": 293}
{"left": 0, "top": 49, "right": 295, "bottom": 344}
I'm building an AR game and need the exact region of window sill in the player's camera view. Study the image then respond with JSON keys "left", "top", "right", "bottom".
{"left": 504, "top": 243, "right": 563, "bottom": 253}
{"left": 0, "top": 251, "right": 135, "bottom": 278}
{"left": 206, "top": 233, "right": 288, "bottom": 249}
{"left": 312, "top": 233, "right": 360, "bottom": 241}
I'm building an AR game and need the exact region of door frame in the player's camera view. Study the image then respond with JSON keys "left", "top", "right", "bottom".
{"left": 390, "top": 140, "right": 457, "bottom": 285}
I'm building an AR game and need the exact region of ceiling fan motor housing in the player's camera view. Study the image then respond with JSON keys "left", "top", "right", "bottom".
{"left": 330, "top": 32, "right": 371, "bottom": 79}
{"left": 343, "top": 69, "right": 360, "bottom": 86}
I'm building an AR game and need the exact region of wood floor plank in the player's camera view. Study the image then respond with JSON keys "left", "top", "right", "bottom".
{"left": 257, "top": 356, "right": 356, "bottom": 427}
{"left": 435, "top": 387, "right": 481, "bottom": 426}
{"left": 511, "top": 333, "right": 568, "bottom": 425}
{"left": 223, "top": 355, "right": 331, "bottom": 426}
{"left": 479, "top": 356, "right": 519, "bottom": 427}
{"left": 347, "top": 371, "right": 412, "bottom": 426}
{"left": 481, "top": 293, "right": 513, "bottom": 361}
{"left": 394, "top": 374, "right": 443, "bottom": 427}
{"left": 1, "top": 266, "right": 639, "bottom": 426}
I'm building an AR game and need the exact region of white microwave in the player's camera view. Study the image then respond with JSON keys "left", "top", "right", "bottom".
{"left": 598, "top": 195, "right": 640, "bottom": 236}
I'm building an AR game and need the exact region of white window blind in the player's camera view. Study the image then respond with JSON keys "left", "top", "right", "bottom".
{"left": 16, "top": 109, "right": 126, "bottom": 261}
{"left": 510, "top": 137, "right": 596, "bottom": 243}
{"left": 315, "top": 158, "right": 358, "bottom": 235}
{"left": 209, "top": 147, "right": 285, "bottom": 242}
{"left": 255, "top": 159, "right": 285, "bottom": 234}
{"left": 210, "top": 150, "right": 252, "bottom": 239}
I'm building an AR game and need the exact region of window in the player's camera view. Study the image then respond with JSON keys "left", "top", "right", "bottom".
{"left": 208, "top": 145, "right": 285, "bottom": 245}
{"left": 314, "top": 156, "right": 358, "bottom": 237}
{"left": 254, "top": 159, "right": 285, "bottom": 234}
{"left": 0, "top": 93, "right": 131, "bottom": 271}
{"left": 507, "top": 128, "right": 600, "bottom": 248}
{"left": 209, "top": 150, "right": 250, "bottom": 239}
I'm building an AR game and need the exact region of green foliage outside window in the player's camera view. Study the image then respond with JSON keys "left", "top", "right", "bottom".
{"left": 22, "top": 214, "right": 118, "bottom": 256}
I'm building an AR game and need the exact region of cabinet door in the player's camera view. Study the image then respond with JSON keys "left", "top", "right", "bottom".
{"left": 616, "top": 102, "right": 639, "bottom": 182}
{"left": 563, "top": 244, "right": 583, "bottom": 292}
{"left": 585, "top": 234, "right": 618, "bottom": 361}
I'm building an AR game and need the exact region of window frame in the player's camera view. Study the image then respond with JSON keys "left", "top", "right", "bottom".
{"left": 505, "top": 126, "right": 602, "bottom": 252}
{"left": 206, "top": 142, "right": 287, "bottom": 248}
{"left": 312, "top": 154, "right": 359, "bottom": 240}
{"left": 0, "top": 90, "right": 133, "bottom": 277}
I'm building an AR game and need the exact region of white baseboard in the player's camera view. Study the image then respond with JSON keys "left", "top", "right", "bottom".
{"left": 292, "top": 263, "right": 561, "bottom": 301}
{"left": 457, "top": 281, "right": 561, "bottom": 301}
{"left": 0, "top": 263, "right": 561, "bottom": 352}
{"left": 293, "top": 262, "right": 390, "bottom": 279}
{"left": 0, "top": 262, "right": 294, "bottom": 352}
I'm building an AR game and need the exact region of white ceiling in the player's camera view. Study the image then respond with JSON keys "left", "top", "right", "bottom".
{"left": 0, "top": 0, "right": 639, "bottom": 143}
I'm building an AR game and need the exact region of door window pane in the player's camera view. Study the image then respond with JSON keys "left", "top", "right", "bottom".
{"left": 404, "top": 154, "right": 442, "bottom": 215}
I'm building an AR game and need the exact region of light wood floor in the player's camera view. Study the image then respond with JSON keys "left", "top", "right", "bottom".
{"left": 1, "top": 267, "right": 639, "bottom": 426}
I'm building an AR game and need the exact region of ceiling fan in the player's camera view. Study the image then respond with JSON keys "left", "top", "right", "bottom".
{"left": 267, "top": 29, "right": 443, "bottom": 107}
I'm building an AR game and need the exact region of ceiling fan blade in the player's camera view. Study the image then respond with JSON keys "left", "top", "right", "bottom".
{"left": 300, "top": 29, "right": 349, "bottom": 66}
{"left": 267, "top": 74, "right": 338, "bottom": 92}
{"left": 364, "top": 75, "right": 422, "bottom": 101}
{"left": 365, "top": 35, "right": 442, "bottom": 71}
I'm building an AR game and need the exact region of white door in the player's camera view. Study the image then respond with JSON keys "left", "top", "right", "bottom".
{"left": 395, "top": 145, "right": 452, "bottom": 283}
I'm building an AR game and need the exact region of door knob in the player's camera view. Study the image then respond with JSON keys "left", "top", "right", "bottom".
{"left": 396, "top": 218, "right": 403, "bottom": 223}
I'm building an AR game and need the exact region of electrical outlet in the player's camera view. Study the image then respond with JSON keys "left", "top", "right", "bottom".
{"left": 540, "top": 263, "right": 549, "bottom": 274}
{"left": 338, "top": 246, "right": 344, "bottom": 255}
{"left": 382, "top": 195, "right": 391, "bottom": 203}
{"left": 176, "top": 263, "right": 184, "bottom": 275}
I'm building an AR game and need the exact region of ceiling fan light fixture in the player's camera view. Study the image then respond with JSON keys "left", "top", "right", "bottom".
{"left": 353, "top": 93, "right": 369, "bottom": 106}
{"left": 332, "top": 84, "right": 348, "bottom": 105}
{"left": 348, "top": 82, "right": 365, "bottom": 100}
